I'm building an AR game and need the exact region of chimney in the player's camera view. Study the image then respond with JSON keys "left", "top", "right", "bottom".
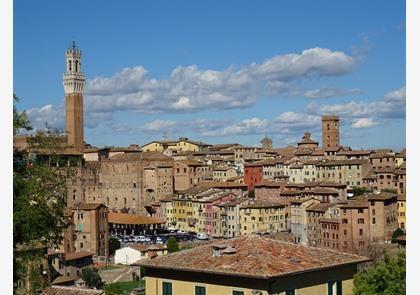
{"left": 212, "top": 244, "right": 228, "bottom": 257}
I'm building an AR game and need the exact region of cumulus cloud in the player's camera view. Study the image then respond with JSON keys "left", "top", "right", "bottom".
{"left": 305, "top": 86, "right": 405, "bottom": 121}
{"left": 304, "top": 87, "right": 362, "bottom": 99}
{"left": 351, "top": 118, "right": 378, "bottom": 129}
{"left": 26, "top": 104, "right": 111, "bottom": 131}
{"left": 84, "top": 47, "right": 356, "bottom": 114}
{"left": 27, "top": 104, "right": 65, "bottom": 130}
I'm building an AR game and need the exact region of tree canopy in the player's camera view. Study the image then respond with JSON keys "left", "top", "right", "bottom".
{"left": 353, "top": 251, "right": 406, "bottom": 295}
{"left": 81, "top": 268, "right": 103, "bottom": 289}
{"left": 166, "top": 236, "right": 180, "bottom": 253}
{"left": 13, "top": 95, "right": 70, "bottom": 293}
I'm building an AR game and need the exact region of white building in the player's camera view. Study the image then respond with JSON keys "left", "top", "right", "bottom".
{"left": 115, "top": 244, "right": 167, "bottom": 265}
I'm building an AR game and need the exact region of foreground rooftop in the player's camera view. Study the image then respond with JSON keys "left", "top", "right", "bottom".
{"left": 137, "top": 235, "right": 369, "bottom": 279}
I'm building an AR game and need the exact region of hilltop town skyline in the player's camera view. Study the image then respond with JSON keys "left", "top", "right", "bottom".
{"left": 14, "top": 0, "right": 405, "bottom": 150}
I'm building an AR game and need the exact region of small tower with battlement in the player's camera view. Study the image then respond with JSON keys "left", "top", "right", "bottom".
{"left": 322, "top": 115, "right": 340, "bottom": 148}
{"left": 63, "top": 41, "right": 85, "bottom": 151}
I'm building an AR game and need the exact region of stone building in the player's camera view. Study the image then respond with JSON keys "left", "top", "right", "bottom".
{"left": 239, "top": 200, "right": 287, "bottom": 235}
{"left": 173, "top": 159, "right": 211, "bottom": 191}
{"left": 100, "top": 151, "right": 173, "bottom": 214}
{"left": 322, "top": 115, "right": 340, "bottom": 148}
{"left": 71, "top": 203, "right": 109, "bottom": 259}
{"left": 290, "top": 198, "right": 320, "bottom": 245}
{"left": 243, "top": 162, "right": 264, "bottom": 191}
{"left": 297, "top": 132, "right": 319, "bottom": 150}
{"left": 143, "top": 162, "right": 174, "bottom": 204}
{"left": 260, "top": 136, "right": 273, "bottom": 149}
{"left": 338, "top": 200, "right": 370, "bottom": 253}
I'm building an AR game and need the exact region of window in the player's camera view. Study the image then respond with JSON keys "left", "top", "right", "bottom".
{"left": 162, "top": 282, "right": 172, "bottom": 295}
{"left": 232, "top": 291, "right": 244, "bottom": 295}
{"left": 328, "top": 281, "right": 343, "bottom": 295}
{"left": 372, "top": 218, "right": 376, "bottom": 224}
{"left": 359, "top": 229, "right": 363, "bottom": 235}
{"left": 342, "top": 219, "right": 348, "bottom": 224}
{"left": 358, "top": 218, "right": 364, "bottom": 224}
{"left": 285, "top": 289, "right": 296, "bottom": 295}
{"left": 195, "top": 286, "right": 206, "bottom": 295}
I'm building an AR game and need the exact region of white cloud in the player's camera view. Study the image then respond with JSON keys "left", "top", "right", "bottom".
{"left": 304, "top": 87, "right": 362, "bottom": 99}
{"left": 305, "top": 86, "right": 405, "bottom": 120}
{"left": 351, "top": 118, "right": 378, "bottom": 129}
{"left": 142, "top": 120, "right": 178, "bottom": 133}
{"left": 27, "top": 104, "right": 65, "bottom": 130}
{"left": 195, "top": 118, "right": 269, "bottom": 137}
{"left": 84, "top": 47, "right": 356, "bottom": 114}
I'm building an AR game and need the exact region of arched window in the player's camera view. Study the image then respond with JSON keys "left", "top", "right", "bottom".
{"left": 68, "top": 60, "right": 72, "bottom": 71}
{"left": 75, "top": 60, "right": 78, "bottom": 72}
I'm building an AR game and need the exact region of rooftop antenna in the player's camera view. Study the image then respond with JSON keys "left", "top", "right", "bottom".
{"left": 162, "top": 131, "right": 168, "bottom": 140}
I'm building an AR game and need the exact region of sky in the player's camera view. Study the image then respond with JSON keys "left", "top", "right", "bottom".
{"left": 14, "top": 0, "right": 406, "bottom": 150}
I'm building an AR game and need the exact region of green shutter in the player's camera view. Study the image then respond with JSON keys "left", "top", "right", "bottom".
{"left": 195, "top": 286, "right": 206, "bottom": 295}
{"left": 285, "top": 289, "right": 295, "bottom": 295}
{"left": 232, "top": 291, "right": 244, "bottom": 295}
{"left": 328, "top": 281, "right": 334, "bottom": 295}
{"left": 337, "top": 281, "right": 342, "bottom": 295}
{"left": 163, "top": 282, "right": 172, "bottom": 295}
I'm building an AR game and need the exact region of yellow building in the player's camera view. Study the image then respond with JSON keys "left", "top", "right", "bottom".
{"left": 239, "top": 201, "right": 286, "bottom": 235}
{"left": 397, "top": 194, "right": 406, "bottom": 230}
{"left": 137, "top": 235, "right": 370, "bottom": 295}
{"left": 141, "top": 138, "right": 210, "bottom": 153}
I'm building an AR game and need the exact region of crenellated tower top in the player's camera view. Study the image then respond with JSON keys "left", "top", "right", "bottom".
{"left": 63, "top": 41, "right": 85, "bottom": 94}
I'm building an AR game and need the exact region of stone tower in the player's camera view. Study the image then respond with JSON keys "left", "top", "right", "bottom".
{"left": 260, "top": 135, "right": 273, "bottom": 149}
{"left": 322, "top": 115, "right": 340, "bottom": 148}
{"left": 63, "top": 41, "right": 85, "bottom": 151}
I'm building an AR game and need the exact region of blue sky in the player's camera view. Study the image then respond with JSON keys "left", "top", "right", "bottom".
{"left": 14, "top": 0, "right": 406, "bottom": 150}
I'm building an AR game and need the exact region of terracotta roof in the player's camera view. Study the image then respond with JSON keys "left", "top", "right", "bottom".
{"left": 241, "top": 200, "right": 286, "bottom": 209}
{"left": 324, "top": 146, "right": 342, "bottom": 152}
{"left": 108, "top": 212, "right": 165, "bottom": 225}
{"left": 137, "top": 236, "right": 369, "bottom": 279}
{"left": 51, "top": 275, "right": 78, "bottom": 285}
{"left": 64, "top": 251, "right": 94, "bottom": 261}
{"left": 336, "top": 150, "right": 372, "bottom": 156}
{"left": 306, "top": 202, "right": 336, "bottom": 212}
{"left": 366, "top": 192, "right": 397, "bottom": 201}
{"left": 127, "top": 244, "right": 167, "bottom": 252}
{"left": 72, "top": 203, "right": 105, "bottom": 210}
{"left": 255, "top": 180, "right": 283, "bottom": 188}
{"left": 176, "top": 159, "right": 207, "bottom": 166}
{"left": 397, "top": 194, "right": 406, "bottom": 201}
{"left": 317, "top": 159, "right": 364, "bottom": 166}
{"left": 369, "top": 152, "right": 395, "bottom": 159}
{"left": 339, "top": 200, "right": 368, "bottom": 209}
{"left": 42, "top": 286, "right": 104, "bottom": 294}
{"left": 309, "top": 188, "right": 339, "bottom": 195}
{"left": 197, "top": 181, "right": 248, "bottom": 189}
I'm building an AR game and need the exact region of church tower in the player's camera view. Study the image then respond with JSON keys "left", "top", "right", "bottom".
{"left": 63, "top": 41, "right": 85, "bottom": 151}
{"left": 322, "top": 115, "right": 340, "bottom": 148}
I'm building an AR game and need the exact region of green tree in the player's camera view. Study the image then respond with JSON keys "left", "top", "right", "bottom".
{"left": 166, "top": 236, "right": 180, "bottom": 253}
{"left": 352, "top": 187, "right": 370, "bottom": 197}
{"left": 353, "top": 251, "right": 406, "bottom": 295}
{"left": 13, "top": 96, "right": 69, "bottom": 294}
{"left": 392, "top": 228, "right": 405, "bottom": 243}
{"left": 103, "top": 283, "right": 124, "bottom": 295}
{"left": 81, "top": 268, "right": 103, "bottom": 289}
{"left": 109, "top": 237, "right": 121, "bottom": 255}
{"left": 13, "top": 94, "right": 32, "bottom": 134}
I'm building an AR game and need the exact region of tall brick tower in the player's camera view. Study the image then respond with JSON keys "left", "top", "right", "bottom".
{"left": 322, "top": 115, "right": 340, "bottom": 148}
{"left": 63, "top": 41, "right": 85, "bottom": 151}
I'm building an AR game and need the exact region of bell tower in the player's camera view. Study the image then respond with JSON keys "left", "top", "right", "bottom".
{"left": 63, "top": 41, "right": 85, "bottom": 151}
{"left": 322, "top": 115, "right": 340, "bottom": 148}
